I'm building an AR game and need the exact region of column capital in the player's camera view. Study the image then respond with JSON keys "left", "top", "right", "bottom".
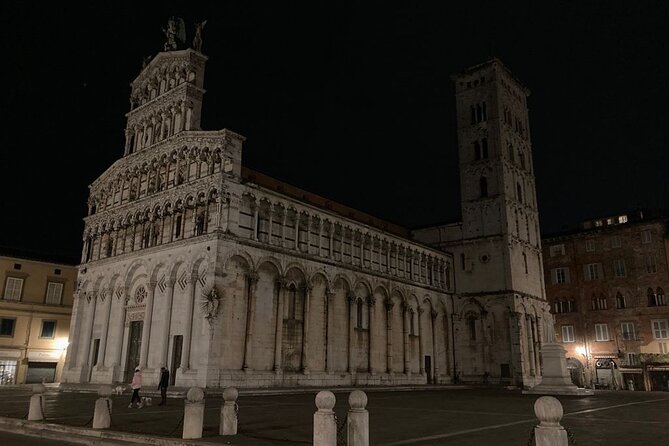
{"left": 325, "top": 287, "right": 335, "bottom": 298}
{"left": 246, "top": 272, "right": 259, "bottom": 284}
{"left": 367, "top": 295, "right": 376, "bottom": 306}
{"left": 277, "top": 278, "right": 289, "bottom": 290}
{"left": 384, "top": 299, "right": 394, "bottom": 312}
{"left": 417, "top": 307, "right": 424, "bottom": 315}
{"left": 347, "top": 291, "right": 357, "bottom": 303}
{"left": 147, "top": 281, "right": 157, "bottom": 292}
{"left": 431, "top": 309, "right": 438, "bottom": 320}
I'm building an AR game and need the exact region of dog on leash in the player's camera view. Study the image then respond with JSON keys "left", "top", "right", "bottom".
{"left": 140, "top": 396, "right": 152, "bottom": 407}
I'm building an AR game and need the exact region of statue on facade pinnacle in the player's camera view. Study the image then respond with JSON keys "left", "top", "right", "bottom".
{"left": 192, "top": 20, "right": 207, "bottom": 52}
{"left": 163, "top": 16, "right": 186, "bottom": 51}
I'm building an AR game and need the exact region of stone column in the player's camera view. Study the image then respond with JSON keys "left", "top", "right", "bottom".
{"left": 431, "top": 310, "right": 439, "bottom": 382}
{"left": 325, "top": 288, "right": 334, "bottom": 373}
{"left": 139, "top": 282, "right": 156, "bottom": 370}
{"left": 533, "top": 396, "right": 569, "bottom": 446}
{"left": 159, "top": 281, "right": 175, "bottom": 369}
{"left": 183, "top": 388, "right": 205, "bottom": 440}
{"left": 347, "top": 391, "right": 369, "bottom": 446}
{"left": 267, "top": 205, "right": 274, "bottom": 244}
{"left": 113, "top": 289, "right": 128, "bottom": 378}
{"left": 418, "top": 308, "right": 425, "bottom": 375}
{"left": 368, "top": 296, "right": 375, "bottom": 374}
{"left": 179, "top": 101, "right": 187, "bottom": 132}
{"left": 329, "top": 224, "right": 334, "bottom": 258}
{"left": 28, "top": 384, "right": 46, "bottom": 421}
{"left": 295, "top": 213, "right": 302, "bottom": 251}
{"left": 242, "top": 274, "right": 259, "bottom": 371}
{"left": 273, "top": 280, "right": 285, "bottom": 373}
{"left": 403, "top": 303, "right": 410, "bottom": 374}
{"left": 220, "top": 387, "right": 239, "bottom": 435}
{"left": 385, "top": 300, "right": 393, "bottom": 373}
{"left": 348, "top": 292, "right": 357, "bottom": 375}
{"left": 77, "top": 294, "right": 97, "bottom": 374}
{"left": 313, "top": 391, "right": 336, "bottom": 446}
{"left": 180, "top": 275, "right": 198, "bottom": 371}
{"left": 97, "top": 290, "right": 114, "bottom": 369}
{"left": 527, "top": 316, "right": 537, "bottom": 376}
{"left": 281, "top": 209, "right": 287, "bottom": 248}
{"left": 301, "top": 283, "right": 312, "bottom": 373}
{"left": 93, "top": 385, "right": 113, "bottom": 429}
{"left": 318, "top": 220, "right": 323, "bottom": 255}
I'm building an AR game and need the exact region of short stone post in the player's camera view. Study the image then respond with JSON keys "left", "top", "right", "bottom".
{"left": 93, "top": 385, "right": 113, "bottom": 429}
{"left": 28, "top": 384, "right": 46, "bottom": 421}
{"left": 313, "top": 390, "right": 336, "bottom": 446}
{"left": 220, "top": 387, "right": 238, "bottom": 435}
{"left": 347, "top": 390, "right": 369, "bottom": 446}
{"left": 182, "top": 387, "right": 205, "bottom": 440}
{"left": 533, "top": 396, "right": 569, "bottom": 446}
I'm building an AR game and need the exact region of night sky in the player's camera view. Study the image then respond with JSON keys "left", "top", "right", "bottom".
{"left": 1, "top": 2, "right": 667, "bottom": 264}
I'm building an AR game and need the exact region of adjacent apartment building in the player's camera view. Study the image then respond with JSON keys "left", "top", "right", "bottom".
{"left": 543, "top": 211, "right": 669, "bottom": 391}
{"left": 0, "top": 250, "right": 77, "bottom": 384}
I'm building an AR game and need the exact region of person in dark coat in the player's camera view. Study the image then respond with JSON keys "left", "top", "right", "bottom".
{"left": 158, "top": 367, "right": 170, "bottom": 405}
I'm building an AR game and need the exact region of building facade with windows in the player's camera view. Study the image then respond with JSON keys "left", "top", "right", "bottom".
{"left": 543, "top": 212, "right": 669, "bottom": 390}
{"left": 0, "top": 253, "right": 77, "bottom": 384}
{"left": 62, "top": 27, "right": 551, "bottom": 390}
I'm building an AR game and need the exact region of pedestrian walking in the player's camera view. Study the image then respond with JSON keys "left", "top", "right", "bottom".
{"left": 158, "top": 366, "right": 170, "bottom": 405}
{"left": 128, "top": 367, "right": 143, "bottom": 408}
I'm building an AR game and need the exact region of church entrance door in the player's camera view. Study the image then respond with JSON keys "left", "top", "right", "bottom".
{"left": 124, "top": 321, "right": 143, "bottom": 383}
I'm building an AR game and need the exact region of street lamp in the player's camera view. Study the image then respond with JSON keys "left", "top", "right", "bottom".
{"left": 576, "top": 345, "right": 593, "bottom": 388}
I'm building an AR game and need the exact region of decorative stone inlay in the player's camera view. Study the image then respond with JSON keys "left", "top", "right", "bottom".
{"left": 135, "top": 285, "right": 147, "bottom": 304}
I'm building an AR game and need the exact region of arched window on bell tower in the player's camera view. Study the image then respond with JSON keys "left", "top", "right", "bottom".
{"left": 516, "top": 182, "right": 523, "bottom": 203}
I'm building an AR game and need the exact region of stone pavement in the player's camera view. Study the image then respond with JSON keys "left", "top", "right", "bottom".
{"left": 0, "top": 386, "right": 668, "bottom": 445}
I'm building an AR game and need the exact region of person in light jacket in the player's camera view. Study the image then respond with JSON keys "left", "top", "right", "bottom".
{"left": 128, "top": 367, "right": 143, "bottom": 408}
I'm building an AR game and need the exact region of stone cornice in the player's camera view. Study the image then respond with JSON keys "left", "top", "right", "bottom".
{"left": 126, "top": 82, "right": 205, "bottom": 121}
{"left": 239, "top": 182, "right": 454, "bottom": 263}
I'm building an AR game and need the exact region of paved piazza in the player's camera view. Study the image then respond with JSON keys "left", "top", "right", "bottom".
{"left": 0, "top": 387, "right": 668, "bottom": 445}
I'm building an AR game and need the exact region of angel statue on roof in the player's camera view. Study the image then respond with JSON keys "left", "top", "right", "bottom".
{"left": 163, "top": 16, "right": 186, "bottom": 51}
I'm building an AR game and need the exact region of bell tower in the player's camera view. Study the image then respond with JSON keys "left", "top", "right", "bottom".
{"left": 451, "top": 58, "right": 544, "bottom": 299}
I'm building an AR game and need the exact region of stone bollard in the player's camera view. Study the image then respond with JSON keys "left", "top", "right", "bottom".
{"left": 93, "top": 385, "right": 113, "bottom": 429}
{"left": 182, "top": 387, "right": 205, "bottom": 440}
{"left": 28, "top": 384, "right": 46, "bottom": 421}
{"left": 313, "top": 390, "right": 336, "bottom": 446}
{"left": 533, "top": 396, "right": 569, "bottom": 446}
{"left": 347, "top": 390, "right": 369, "bottom": 446}
{"left": 220, "top": 386, "right": 239, "bottom": 435}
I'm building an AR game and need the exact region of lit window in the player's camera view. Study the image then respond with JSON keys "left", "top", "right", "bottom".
{"left": 561, "top": 325, "right": 575, "bottom": 342}
{"left": 595, "top": 323, "right": 609, "bottom": 341}
{"left": 621, "top": 322, "right": 635, "bottom": 340}
{"left": 46, "top": 282, "right": 63, "bottom": 305}
{"left": 39, "top": 320, "right": 57, "bottom": 339}
{"left": 618, "top": 215, "right": 628, "bottom": 223}
{"left": 652, "top": 320, "right": 668, "bottom": 340}
{"left": 3, "top": 277, "right": 23, "bottom": 301}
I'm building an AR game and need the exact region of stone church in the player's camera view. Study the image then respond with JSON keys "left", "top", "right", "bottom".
{"left": 62, "top": 27, "right": 552, "bottom": 389}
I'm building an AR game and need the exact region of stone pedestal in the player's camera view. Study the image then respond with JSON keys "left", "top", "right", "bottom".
{"left": 533, "top": 396, "right": 569, "bottom": 446}
{"left": 92, "top": 386, "right": 113, "bottom": 429}
{"left": 347, "top": 390, "right": 369, "bottom": 446}
{"left": 28, "top": 385, "right": 45, "bottom": 421}
{"left": 524, "top": 343, "right": 593, "bottom": 396}
{"left": 313, "top": 390, "right": 336, "bottom": 446}
{"left": 220, "top": 387, "right": 238, "bottom": 435}
{"left": 183, "top": 387, "right": 205, "bottom": 440}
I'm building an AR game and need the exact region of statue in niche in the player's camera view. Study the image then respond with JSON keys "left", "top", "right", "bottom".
{"left": 192, "top": 20, "right": 207, "bottom": 52}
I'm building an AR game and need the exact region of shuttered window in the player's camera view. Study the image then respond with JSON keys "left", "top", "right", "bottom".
{"left": 3, "top": 277, "right": 23, "bottom": 301}
{"left": 46, "top": 282, "right": 63, "bottom": 305}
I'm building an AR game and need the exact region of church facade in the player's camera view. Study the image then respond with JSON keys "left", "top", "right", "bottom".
{"left": 62, "top": 34, "right": 551, "bottom": 389}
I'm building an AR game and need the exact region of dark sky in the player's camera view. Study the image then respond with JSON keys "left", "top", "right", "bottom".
{"left": 1, "top": 2, "right": 668, "bottom": 264}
